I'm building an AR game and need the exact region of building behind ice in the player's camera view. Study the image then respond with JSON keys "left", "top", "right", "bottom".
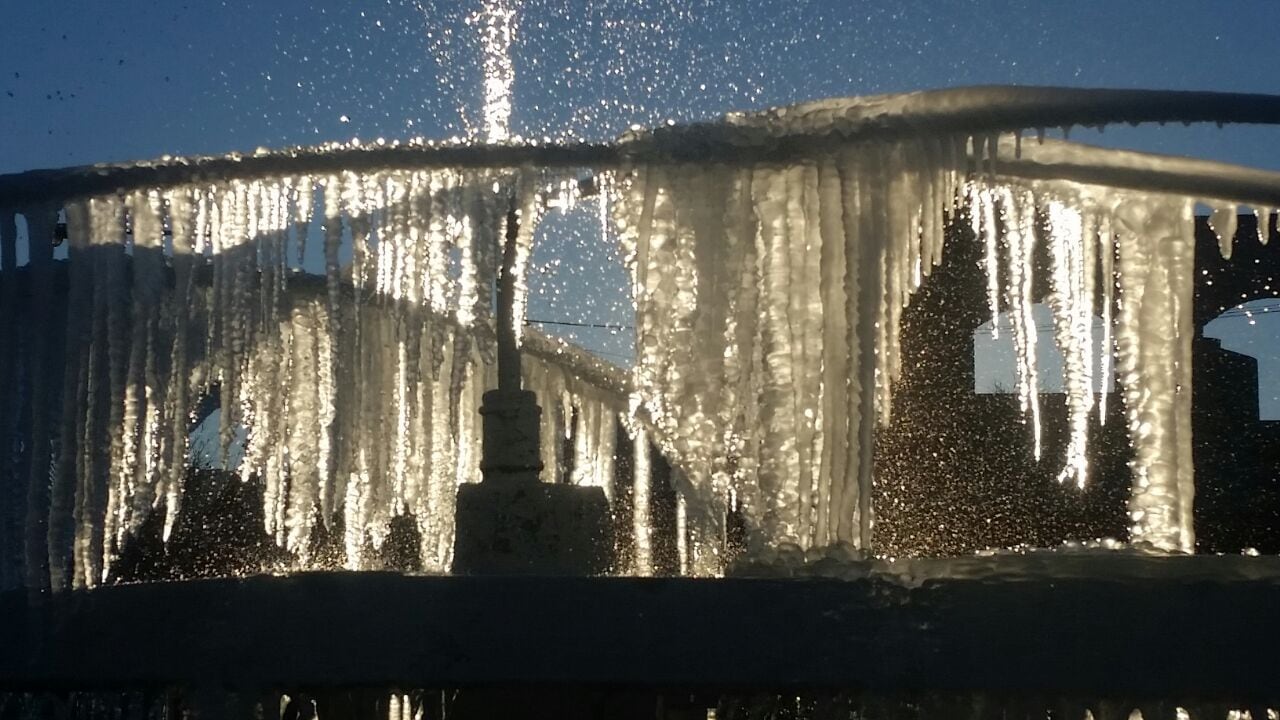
{"left": 3, "top": 85, "right": 1280, "bottom": 716}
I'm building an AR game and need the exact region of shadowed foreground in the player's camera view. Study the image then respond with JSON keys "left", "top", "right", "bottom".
{"left": 2, "top": 559, "right": 1279, "bottom": 710}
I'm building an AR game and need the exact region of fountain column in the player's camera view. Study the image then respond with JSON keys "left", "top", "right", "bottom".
{"left": 477, "top": 204, "right": 543, "bottom": 485}
{"left": 452, "top": 196, "right": 614, "bottom": 575}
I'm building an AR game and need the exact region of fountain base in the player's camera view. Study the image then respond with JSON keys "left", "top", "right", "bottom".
{"left": 453, "top": 481, "right": 613, "bottom": 575}
{"left": 4, "top": 556, "right": 1279, "bottom": 705}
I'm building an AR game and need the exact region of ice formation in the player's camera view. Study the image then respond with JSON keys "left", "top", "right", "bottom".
{"left": 4, "top": 85, "right": 1280, "bottom": 587}
{"left": 631, "top": 426, "right": 654, "bottom": 575}
{"left": 0, "top": 168, "right": 631, "bottom": 591}
{"left": 614, "top": 140, "right": 960, "bottom": 573}
{"left": 614, "top": 107, "right": 1280, "bottom": 567}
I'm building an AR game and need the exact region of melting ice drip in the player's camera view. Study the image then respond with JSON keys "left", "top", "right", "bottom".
{"left": 0, "top": 167, "right": 628, "bottom": 591}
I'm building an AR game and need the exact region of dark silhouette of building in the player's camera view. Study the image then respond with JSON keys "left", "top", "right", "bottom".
{"left": 875, "top": 212, "right": 1280, "bottom": 556}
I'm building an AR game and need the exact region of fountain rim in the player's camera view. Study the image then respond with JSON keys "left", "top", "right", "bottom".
{"left": 5, "top": 563, "right": 1280, "bottom": 697}
{"left": 2, "top": 85, "right": 1280, "bottom": 206}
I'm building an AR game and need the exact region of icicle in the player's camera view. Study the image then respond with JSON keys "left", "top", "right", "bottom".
{"left": 428, "top": 172, "right": 455, "bottom": 317}
{"left": 864, "top": 144, "right": 894, "bottom": 428}
{"left": 1098, "top": 213, "right": 1115, "bottom": 424}
{"left": 791, "top": 164, "right": 824, "bottom": 546}
{"left": 284, "top": 303, "right": 321, "bottom": 556}
{"left": 815, "top": 158, "right": 847, "bottom": 548}
{"left": 595, "top": 405, "right": 616, "bottom": 503}
{"left": 47, "top": 201, "right": 94, "bottom": 591}
{"left": 424, "top": 330, "right": 458, "bottom": 569}
{"left": 631, "top": 427, "right": 653, "bottom": 575}
{"left": 880, "top": 146, "right": 912, "bottom": 421}
{"left": 455, "top": 181, "right": 480, "bottom": 329}
{"left": 920, "top": 137, "right": 948, "bottom": 276}
{"left": 1254, "top": 207, "right": 1271, "bottom": 246}
{"left": 135, "top": 192, "right": 167, "bottom": 530}
{"left": 1208, "top": 204, "right": 1238, "bottom": 259}
{"left": 391, "top": 331, "right": 412, "bottom": 515}
{"left": 218, "top": 182, "right": 254, "bottom": 463}
{"left": 257, "top": 286, "right": 295, "bottom": 550}
{"left": 406, "top": 307, "right": 434, "bottom": 557}
{"left": 676, "top": 491, "right": 689, "bottom": 576}
{"left": 996, "top": 186, "right": 1042, "bottom": 461}
{"left": 454, "top": 348, "right": 482, "bottom": 489}
{"left": 89, "top": 197, "right": 129, "bottom": 588}
{"left": 720, "top": 169, "right": 764, "bottom": 547}
{"left": 839, "top": 149, "right": 873, "bottom": 549}
{"left": 972, "top": 182, "right": 1002, "bottom": 339}
{"left": 318, "top": 178, "right": 342, "bottom": 519}
{"left": 1044, "top": 200, "right": 1094, "bottom": 488}
{"left": 344, "top": 445, "right": 372, "bottom": 570}
{"left": 315, "top": 308, "right": 337, "bottom": 528}
{"left": 753, "top": 167, "right": 801, "bottom": 544}
{"left": 1114, "top": 195, "right": 1196, "bottom": 553}
{"left": 511, "top": 171, "right": 541, "bottom": 344}
{"left": 596, "top": 171, "right": 613, "bottom": 247}
{"left": 570, "top": 400, "right": 591, "bottom": 488}
{"left": 538, "top": 360, "right": 566, "bottom": 482}
{"left": 102, "top": 191, "right": 167, "bottom": 579}
{"left": 292, "top": 176, "right": 314, "bottom": 267}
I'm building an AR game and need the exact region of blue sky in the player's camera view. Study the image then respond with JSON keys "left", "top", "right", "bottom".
{"left": 5, "top": 1, "right": 1280, "bottom": 172}
{"left": 4, "top": 0, "right": 1280, "bottom": 416}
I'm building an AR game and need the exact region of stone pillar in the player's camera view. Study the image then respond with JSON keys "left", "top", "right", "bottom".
{"left": 479, "top": 389, "right": 542, "bottom": 484}
{"left": 453, "top": 194, "right": 613, "bottom": 575}
{"left": 478, "top": 199, "right": 544, "bottom": 485}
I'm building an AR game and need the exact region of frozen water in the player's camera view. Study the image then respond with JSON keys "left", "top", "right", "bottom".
{"left": 614, "top": 96, "right": 1280, "bottom": 567}
{"left": 0, "top": 166, "right": 635, "bottom": 589}
{"left": 5, "top": 86, "right": 1280, "bottom": 586}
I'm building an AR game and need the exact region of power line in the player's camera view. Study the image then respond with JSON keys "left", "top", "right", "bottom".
{"left": 524, "top": 317, "right": 635, "bottom": 363}
{"left": 586, "top": 349, "right": 637, "bottom": 362}
{"left": 526, "top": 318, "right": 633, "bottom": 331}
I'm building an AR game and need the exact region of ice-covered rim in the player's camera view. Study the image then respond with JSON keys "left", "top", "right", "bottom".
{"left": 3, "top": 85, "right": 1280, "bottom": 205}
{"left": 986, "top": 135, "right": 1280, "bottom": 207}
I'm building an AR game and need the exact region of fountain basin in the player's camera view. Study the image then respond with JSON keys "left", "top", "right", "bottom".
{"left": 2, "top": 556, "right": 1278, "bottom": 702}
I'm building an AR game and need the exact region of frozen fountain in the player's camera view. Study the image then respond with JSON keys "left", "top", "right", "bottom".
{"left": 4, "top": 32, "right": 1280, "bottom": 719}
